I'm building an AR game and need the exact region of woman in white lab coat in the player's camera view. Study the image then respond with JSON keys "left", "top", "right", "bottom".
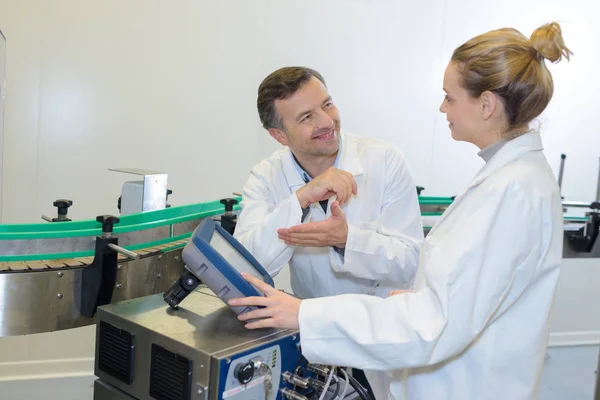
{"left": 230, "top": 22, "right": 572, "bottom": 400}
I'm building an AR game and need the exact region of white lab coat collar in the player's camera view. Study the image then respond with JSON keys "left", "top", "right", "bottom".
{"left": 470, "top": 131, "right": 543, "bottom": 187}
{"left": 280, "top": 131, "right": 364, "bottom": 190}
{"left": 430, "top": 132, "right": 544, "bottom": 234}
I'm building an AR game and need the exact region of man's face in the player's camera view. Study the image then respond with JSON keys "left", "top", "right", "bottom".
{"left": 269, "top": 77, "right": 341, "bottom": 159}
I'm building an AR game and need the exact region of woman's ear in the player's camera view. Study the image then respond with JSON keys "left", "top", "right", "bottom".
{"left": 480, "top": 90, "right": 499, "bottom": 121}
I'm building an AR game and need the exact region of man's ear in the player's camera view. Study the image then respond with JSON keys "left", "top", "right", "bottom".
{"left": 268, "top": 128, "right": 289, "bottom": 146}
{"left": 480, "top": 90, "right": 499, "bottom": 121}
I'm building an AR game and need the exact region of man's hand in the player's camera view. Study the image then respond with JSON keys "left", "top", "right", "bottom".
{"left": 278, "top": 201, "right": 348, "bottom": 248}
{"left": 228, "top": 273, "right": 301, "bottom": 330}
{"left": 296, "top": 167, "right": 357, "bottom": 208}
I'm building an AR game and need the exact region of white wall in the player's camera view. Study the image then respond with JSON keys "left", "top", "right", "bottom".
{"left": 0, "top": 29, "right": 4, "bottom": 221}
{"left": 0, "top": 0, "right": 599, "bottom": 387}
{"left": 428, "top": 0, "right": 600, "bottom": 201}
{"left": 1, "top": 0, "right": 596, "bottom": 224}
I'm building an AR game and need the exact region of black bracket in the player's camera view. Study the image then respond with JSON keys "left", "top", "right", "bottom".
{"left": 219, "top": 198, "right": 239, "bottom": 235}
{"left": 166, "top": 189, "right": 173, "bottom": 208}
{"left": 567, "top": 211, "right": 600, "bottom": 253}
{"left": 163, "top": 271, "right": 201, "bottom": 309}
{"left": 80, "top": 215, "right": 121, "bottom": 318}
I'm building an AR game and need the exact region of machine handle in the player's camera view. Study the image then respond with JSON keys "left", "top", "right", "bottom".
{"left": 41, "top": 198, "right": 74, "bottom": 222}
{"left": 53, "top": 199, "right": 73, "bottom": 217}
{"left": 96, "top": 215, "right": 120, "bottom": 234}
{"left": 107, "top": 243, "right": 140, "bottom": 260}
{"left": 220, "top": 198, "right": 239, "bottom": 212}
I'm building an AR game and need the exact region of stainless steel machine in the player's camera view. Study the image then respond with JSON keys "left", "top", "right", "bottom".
{"left": 0, "top": 196, "right": 241, "bottom": 336}
{"left": 93, "top": 288, "right": 363, "bottom": 400}
{"left": 91, "top": 212, "right": 368, "bottom": 400}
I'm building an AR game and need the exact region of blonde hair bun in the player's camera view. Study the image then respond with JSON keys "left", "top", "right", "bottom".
{"left": 530, "top": 22, "right": 573, "bottom": 63}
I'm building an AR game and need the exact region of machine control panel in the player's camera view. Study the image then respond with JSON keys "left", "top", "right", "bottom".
{"left": 221, "top": 344, "right": 282, "bottom": 400}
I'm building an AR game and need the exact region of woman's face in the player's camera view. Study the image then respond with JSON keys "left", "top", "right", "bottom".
{"left": 439, "top": 62, "right": 485, "bottom": 146}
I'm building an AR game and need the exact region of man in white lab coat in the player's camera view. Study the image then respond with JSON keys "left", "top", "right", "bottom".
{"left": 230, "top": 23, "right": 570, "bottom": 400}
{"left": 233, "top": 66, "right": 424, "bottom": 397}
{"left": 235, "top": 66, "right": 423, "bottom": 299}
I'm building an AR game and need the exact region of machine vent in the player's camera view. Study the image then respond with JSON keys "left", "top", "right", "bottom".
{"left": 149, "top": 344, "right": 192, "bottom": 400}
{"left": 98, "top": 321, "right": 135, "bottom": 385}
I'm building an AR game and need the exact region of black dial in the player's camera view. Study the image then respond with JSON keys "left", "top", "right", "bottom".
{"left": 234, "top": 362, "right": 254, "bottom": 384}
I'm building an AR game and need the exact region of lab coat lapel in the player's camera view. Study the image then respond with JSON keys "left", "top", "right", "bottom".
{"left": 428, "top": 132, "right": 544, "bottom": 236}
{"left": 281, "top": 148, "right": 308, "bottom": 193}
{"left": 321, "top": 132, "right": 365, "bottom": 217}
{"left": 337, "top": 132, "right": 365, "bottom": 178}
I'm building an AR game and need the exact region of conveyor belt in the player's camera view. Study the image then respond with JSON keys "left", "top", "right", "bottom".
{"left": 0, "top": 238, "right": 189, "bottom": 272}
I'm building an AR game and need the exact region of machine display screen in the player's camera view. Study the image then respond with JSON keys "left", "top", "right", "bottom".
{"left": 182, "top": 218, "right": 273, "bottom": 311}
{"left": 209, "top": 229, "right": 265, "bottom": 281}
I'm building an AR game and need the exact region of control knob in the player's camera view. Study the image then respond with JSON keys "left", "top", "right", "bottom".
{"left": 234, "top": 362, "right": 254, "bottom": 385}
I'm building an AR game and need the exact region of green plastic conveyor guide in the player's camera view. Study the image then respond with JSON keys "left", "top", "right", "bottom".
{"left": 0, "top": 196, "right": 586, "bottom": 262}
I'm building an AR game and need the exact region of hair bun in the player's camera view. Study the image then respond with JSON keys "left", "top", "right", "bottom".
{"left": 530, "top": 22, "right": 573, "bottom": 63}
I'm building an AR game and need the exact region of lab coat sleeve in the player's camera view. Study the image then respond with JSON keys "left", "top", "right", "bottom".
{"left": 330, "top": 149, "right": 423, "bottom": 284}
{"left": 299, "top": 185, "right": 548, "bottom": 371}
{"left": 233, "top": 170, "right": 303, "bottom": 277}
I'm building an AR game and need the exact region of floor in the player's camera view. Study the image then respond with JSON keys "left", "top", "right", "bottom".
{"left": 539, "top": 345, "right": 599, "bottom": 399}
{"left": 1, "top": 345, "right": 598, "bottom": 399}
{"left": 1, "top": 374, "right": 96, "bottom": 400}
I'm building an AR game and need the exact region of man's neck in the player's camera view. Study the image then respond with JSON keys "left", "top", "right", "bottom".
{"left": 294, "top": 152, "right": 338, "bottom": 179}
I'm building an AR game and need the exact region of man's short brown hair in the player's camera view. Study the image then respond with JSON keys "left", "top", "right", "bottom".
{"left": 257, "top": 67, "right": 326, "bottom": 130}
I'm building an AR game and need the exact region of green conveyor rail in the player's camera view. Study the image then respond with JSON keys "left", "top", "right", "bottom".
{"left": 0, "top": 196, "right": 588, "bottom": 262}
{"left": 564, "top": 216, "right": 588, "bottom": 222}
{"left": 0, "top": 197, "right": 242, "bottom": 240}
{"left": 417, "top": 196, "right": 454, "bottom": 205}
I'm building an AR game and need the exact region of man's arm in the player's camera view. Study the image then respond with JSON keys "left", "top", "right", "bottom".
{"left": 236, "top": 164, "right": 359, "bottom": 276}
{"left": 330, "top": 149, "right": 424, "bottom": 284}
{"left": 234, "top": 170, "right": 303, "bottom": 277}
